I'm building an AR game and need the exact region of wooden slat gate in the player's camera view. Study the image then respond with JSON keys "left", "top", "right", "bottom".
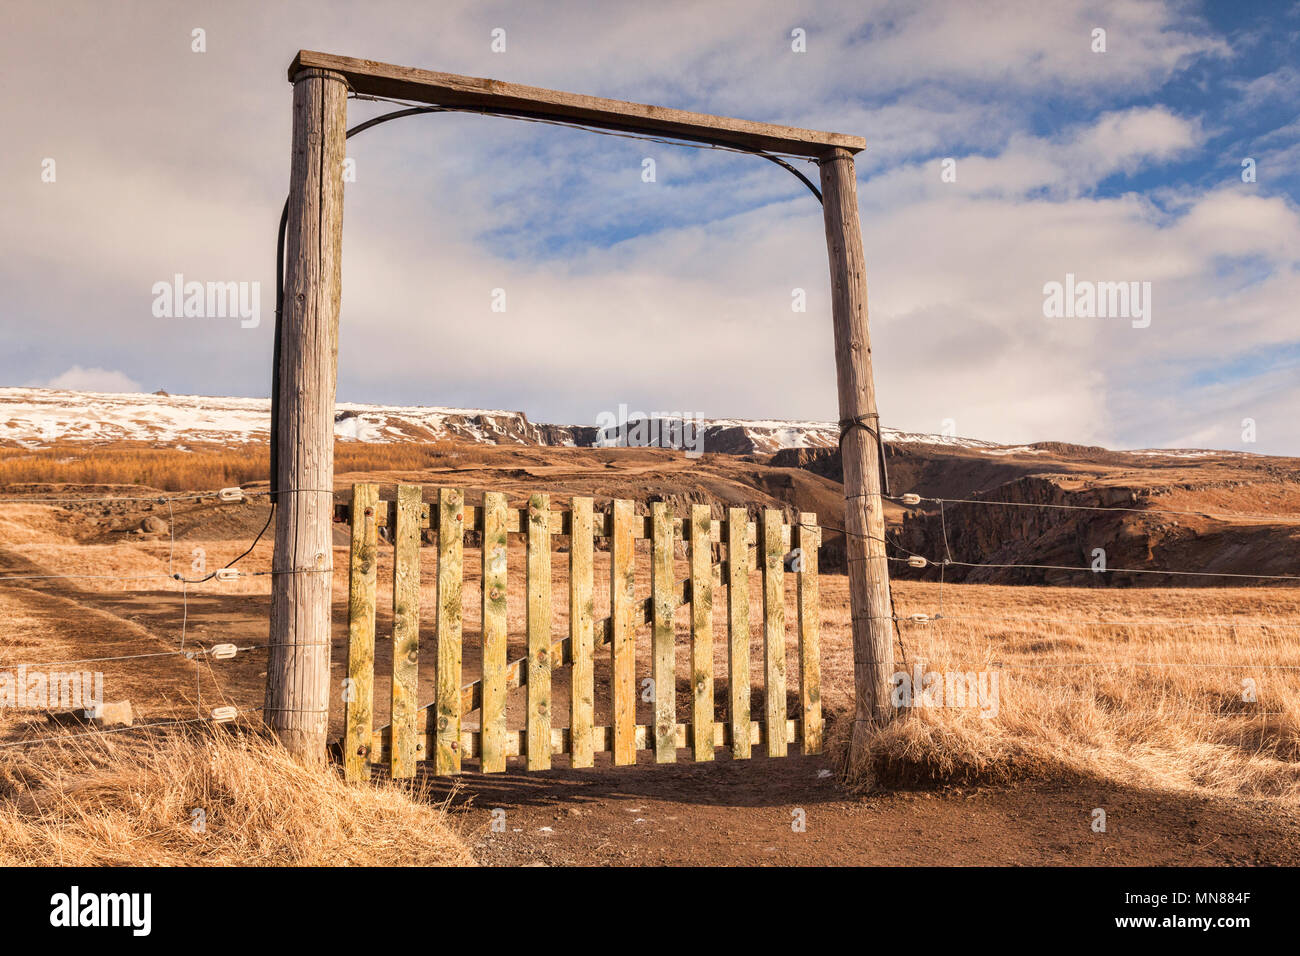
{"left": 335, "top": 485, "right": 822, "bottom": 780}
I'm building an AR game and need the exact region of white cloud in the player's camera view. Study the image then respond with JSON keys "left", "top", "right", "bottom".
{"left": 41, "top": 367, "right": 144, "bottom": 394}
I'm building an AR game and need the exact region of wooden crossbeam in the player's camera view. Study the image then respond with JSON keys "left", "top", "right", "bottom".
{"left": 289, "top": 50, "right": 864, "bottom": 158}
{"left": 332, "top": 500, "right": 790, "bottom": 547}
{"left": 367, "top": 718, "right": 805, "bottom": 765}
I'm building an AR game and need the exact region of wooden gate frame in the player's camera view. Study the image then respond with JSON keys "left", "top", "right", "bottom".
{"left": 269, "top": 50, "right": 894, "bottom": 764}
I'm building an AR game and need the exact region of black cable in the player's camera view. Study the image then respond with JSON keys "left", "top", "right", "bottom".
{"left": 741, "top": 148, "right": 823, "bottom": 201}
{"left": 273, "top": 106, "right": 445, "bottom": 501}
{"left": 171, "top": 501, "right": 275, "bottom": 584}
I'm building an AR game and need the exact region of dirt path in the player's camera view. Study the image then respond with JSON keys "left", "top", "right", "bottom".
{"left": 421, "top": 752, "right": 1300, "bottom": 866}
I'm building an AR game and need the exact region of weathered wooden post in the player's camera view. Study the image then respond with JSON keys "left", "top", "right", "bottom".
{"left": 266, "top": 67, "right": 348, "bottom": 761}
{"left": 820, "top": 147, "right": 895, "bottom": 763}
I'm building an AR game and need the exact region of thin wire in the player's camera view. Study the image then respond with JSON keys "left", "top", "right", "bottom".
{"left": 895, "top": 492, "right": 1300, "bottom": 524}
{"left": 0, "top": 487, "right": 335, "bottom": 506}
{"left": 936, "top": 499, "right": 953, "bottom": 628}
{"left": 937, "top": 558, "right": 1300, "bottom": 582}
{"left": 938, "top": 499, "right": 954, "bottom": 565}
{"left": 0, "top": 714, "right": 221, "bottom": 750}
{"left": 0, "top": 645, "right": 266, "bottom": 669}
{"left": 0, "top": 571, "right": 181, "bottom": 583}
{"left": 171, "top": 502, "right": 275, "bottom": 584}
{"left": 991, "top": 659, "right": 1300, "bottom": 670}
{"left": 0, "top": 565, "right": 325, "bottom": 583}
{"left": 896, "top": 611, "right": 1300, "bottom": 629}
{"left": 1, "top": 491, "right": 224, "bottom": 505}
{"left": 808, "top": 516, "right": 1299, "bottom": 582}
{"left": 180, "top": 579, "right": 201, "bottom": 717}
{"left": 166, "top": 498, "right": 176, "bottom": 577}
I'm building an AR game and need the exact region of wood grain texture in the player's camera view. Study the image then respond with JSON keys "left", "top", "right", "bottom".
{"left": 820, "top": 148, "right": 895, "bottom": 760}
{"left": 526, "top": 493, "right": 552, "bottom": 771}
{"left": 434, "top": 488, "right": 464, "bottom": 775}
{"left": 390, "top": 484, "right": 423, "bottom": 777}
{"left": 289, "top": 51, "right": 863, "bottom": 157}
{"left": 610, "top": 499, "right": 636, "bottom": 766}
{"left": 796, "top": 513, "right": 823, "bottom": 755}
{"left": 726, "top": 507, "right": 752, "bottom": 760}
{"left": 480, "top": 492, "right": 508, "bottom": 773}
{"left": 761, "top": 509, "right": 787, "bottom": 758}
{"left": 342, "top": 483, "right": 378, "bottom": 782}
{"left": 267, "top": 67, "right": 347, "bottom": 761}
{"left": 651, "top": 502, "right": 676, "bottom": 763}
{"left": 689, "top": 504, "right": 715, "bottom": 761}
{"left": 568, "top": 496, "right": 595, "bottom": 768}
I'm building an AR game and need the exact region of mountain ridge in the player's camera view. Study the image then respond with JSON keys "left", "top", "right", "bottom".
{"left": 0, "top": 387, "right": 1261, "bottom": 459}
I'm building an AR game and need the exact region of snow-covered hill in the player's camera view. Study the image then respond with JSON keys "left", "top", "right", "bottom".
{"left": 0, "top": 386, "right": 1221, "bottom": 458}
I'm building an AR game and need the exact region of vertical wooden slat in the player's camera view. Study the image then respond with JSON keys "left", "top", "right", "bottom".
{"left": 343, "top": 483, "right": 379, "bottom": 782}
{"left": 761, "top": 509, "right": 787, "bottom": 757}
{"left": 796, "top": 512, "right": 823, "bottom": 755}
{"left": 651, "top": 502, "right": 676, "bottom": 763}
{"left": 610, "top": 499, "right": 636, "bottom": 766}
{"left": 480, "top": 492, "right": 508, "bottom": 773}
{"left": 526, "top": 493, "right": 552, "bottom": 771}
{"left": 689, "top": 503, "right": 714, "bottom": 762}
{"left": 569, "top": 497, "right": 595, "bottom": 768}
{"left": 725, "top": 507, "right": 751, "bottom": 761}
{"left": 434, "top": 488, "right": 464, "bottom": 775}
{"left": 390, "top": 484, "right": 423, "bottom": 778}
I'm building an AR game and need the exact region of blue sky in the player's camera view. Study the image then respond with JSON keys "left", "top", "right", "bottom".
{"left": 2, "top": 0, "right": 1298, "bottom": 453}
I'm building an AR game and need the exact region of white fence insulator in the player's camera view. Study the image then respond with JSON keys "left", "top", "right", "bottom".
{"left": 908, "top": 613, "right": 931, "bottom": 624}
{"left": 901, "top": 493, "right": 922, "bottom": 505}
{"left": 210, "top": 706, "right": 238, "bottom": 723}
{"left": 208, "top": 643, "right": 237, "bottom": 660}
{"left": 908, "top": 555, "right": 928, "bottom": 568}
{"left": 218, "top": 487, "right": 245, "bottom": 502}
{"left": 214, "top": 568, "right": 239, "bottom": 582}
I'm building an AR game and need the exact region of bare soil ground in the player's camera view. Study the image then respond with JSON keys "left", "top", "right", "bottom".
{"left": 442, "top": 761, "right": 1300, "bottom": 866}
{"left": 2, "top": 473, "right": 1297, "bottom": 865}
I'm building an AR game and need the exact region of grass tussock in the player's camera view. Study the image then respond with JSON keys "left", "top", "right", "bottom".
{"left": 829, "top": 710, "right": 1080, "bottom": 792}
{"left": 0, "top": 728, "right": 473, "bottom": 866}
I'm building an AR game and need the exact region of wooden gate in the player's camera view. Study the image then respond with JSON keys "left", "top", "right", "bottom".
{"left": 334, "top": 485, "right": 822, "bottom": 780}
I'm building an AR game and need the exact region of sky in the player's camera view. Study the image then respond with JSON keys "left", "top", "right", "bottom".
{"left": 2, "top": 0, "right": 1298, "bottom": 453}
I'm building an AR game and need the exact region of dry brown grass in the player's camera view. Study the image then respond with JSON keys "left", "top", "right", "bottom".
{"left": 3, "top": 484, "right": 1298, "bottom": 840}
{"left": 829, "top": 581, "right": 1300, "bottom": 803}
{"left": 0, "top": 441, "right": 491, "bottom": 492}
{"left": 0, "top": 727, "right": 473, "bottom": 866}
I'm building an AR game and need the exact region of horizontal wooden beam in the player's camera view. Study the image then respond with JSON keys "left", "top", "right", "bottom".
{"left": 365, "top": 718, "right": 802, "bottom": 764}
{"left": 289, "top": 50, "right": 864, "bottom": 157}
